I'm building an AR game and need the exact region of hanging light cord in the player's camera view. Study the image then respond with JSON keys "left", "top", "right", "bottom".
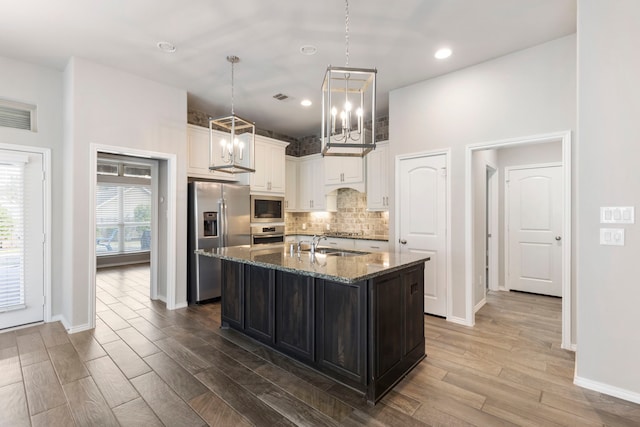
{"left": 345, "top": 0, "right": 350, "bottom": 67}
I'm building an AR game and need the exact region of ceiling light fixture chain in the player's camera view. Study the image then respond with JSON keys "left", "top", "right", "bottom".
{"left": 227, "top": 55, "right": 239, "bottom": 116}
{"left": 344, "top": 0, "right": 350, "bottom": 67}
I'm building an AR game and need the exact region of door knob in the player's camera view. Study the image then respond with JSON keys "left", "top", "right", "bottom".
{"left": 555, "top": 236, "right": 562, "bottom": 241}
{"left": 399, "top": 239, "right": 407, "bottom": 244}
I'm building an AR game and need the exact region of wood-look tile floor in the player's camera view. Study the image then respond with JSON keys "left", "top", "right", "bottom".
{"left": 1, "top": 264, "right": 639, "bottom": 426}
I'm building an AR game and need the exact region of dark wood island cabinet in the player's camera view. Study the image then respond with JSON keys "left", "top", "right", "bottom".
{"left": 200, "top": 245, "right": 429, "bottom": 405}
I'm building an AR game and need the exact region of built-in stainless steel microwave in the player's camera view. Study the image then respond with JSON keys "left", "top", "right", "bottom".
{"left": 250, "top": 195, "right": 285, "bottom": 223}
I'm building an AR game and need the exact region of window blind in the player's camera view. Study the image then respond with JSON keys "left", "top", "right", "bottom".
{"left": 0, "top": 161, "right": 25, "bottom": 311}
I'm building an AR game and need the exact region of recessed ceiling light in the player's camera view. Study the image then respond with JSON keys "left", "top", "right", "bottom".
{"left": 300, "top": 45, "right": 317, "bottom": 56}
{"left": 157, "top": 41, "right": 176, "bottom": 53}
{"left": 300, "top": 99, "right": 312, "bottom": 107}
{"left": 434, "top": 48, "right": 452, "bottom": 59}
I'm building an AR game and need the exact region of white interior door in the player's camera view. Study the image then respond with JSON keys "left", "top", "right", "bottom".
{"left": 0, "top": 149, "right": 44, "bottom": 329}
{"left": 507, "top": 165, "right": 562, "bottom": 296}
{"left": 398, "top": 154, "right": 447, "bottom": 316}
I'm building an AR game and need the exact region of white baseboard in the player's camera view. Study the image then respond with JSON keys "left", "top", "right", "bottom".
{"left": 66, "top": 322, "right": 93, "bottom": 334}
{"left": 51, "top": 314, "right": 92, "bottom": 333}
{"left": 448, "top": 315, "right": 474, "bottom": 327}
{"left": 173, "top": 301, "right": 188, "bottom": 310}
{"left": 474, "top": 298, "right": 486, "bottom": 313}
{"left": 574, "top": 375, "right": 640, "bottom": 405}
{"left": 50, "top": 314, "right": 70, "bottom": 331}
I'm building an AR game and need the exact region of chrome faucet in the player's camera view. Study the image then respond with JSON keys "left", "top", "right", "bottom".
{"left": 310, "top": 235, "right": 327, "bottom": 253}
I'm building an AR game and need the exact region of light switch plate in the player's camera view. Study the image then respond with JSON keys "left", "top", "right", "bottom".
{"left": 600, "top": 206, "right": 635, "bottom": 224}
{"left": 600, "top": 228, "right": 625, "bottom": 246}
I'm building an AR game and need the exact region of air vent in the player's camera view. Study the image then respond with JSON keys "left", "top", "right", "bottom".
{"left": 272, "top": 93, "right": 289, "bottom": 101}
{"left": 0, "top": 99, "right": 36, "bottom": 131}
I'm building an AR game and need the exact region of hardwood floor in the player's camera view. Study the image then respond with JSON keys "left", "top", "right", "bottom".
{"left": 1, "top": 264, "right": 639, "bottom": 426}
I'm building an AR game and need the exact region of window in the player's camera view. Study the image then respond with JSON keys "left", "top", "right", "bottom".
{"left": 96, "top": 156, "right": 152, "bottom": 256}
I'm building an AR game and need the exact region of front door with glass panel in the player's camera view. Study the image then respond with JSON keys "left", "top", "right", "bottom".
{"left": 0, "top": 148, "right": 44, "bottom": 329}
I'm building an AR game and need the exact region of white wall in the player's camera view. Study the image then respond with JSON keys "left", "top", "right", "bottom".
{"left": 389, "top": 34, "right": 576, "bottom": 323}
{"left": 63, "top": 57, "right": 187, "bottom": 329}
{"left": 0, "top": 56, "right": 65, "bottom": 318}
{"left": 575, "top": 0, "right": 640, "bottom": 401}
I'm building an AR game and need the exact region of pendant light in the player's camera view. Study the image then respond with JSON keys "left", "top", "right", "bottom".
{"left": 209, "top": 55, "right": 256, "bottom": 174}
{"left": 321, "top": 0, "right": 377, "bottom": 157}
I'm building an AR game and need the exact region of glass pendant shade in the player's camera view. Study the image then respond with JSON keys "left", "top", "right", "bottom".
{"left": 321, "top": 66, "right": 376, "bottom": 157}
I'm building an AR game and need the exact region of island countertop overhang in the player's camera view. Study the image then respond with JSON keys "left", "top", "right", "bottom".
{"left": 196, "top": 245, "right": 430, "bottom": 284}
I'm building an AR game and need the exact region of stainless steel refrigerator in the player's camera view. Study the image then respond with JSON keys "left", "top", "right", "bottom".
{"left": 187, "top": 181, "right": 250, "bottom": 303}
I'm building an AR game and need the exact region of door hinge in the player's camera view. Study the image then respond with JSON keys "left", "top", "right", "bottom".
{"left": 440, "top": 167, "right": 447, "bottom": 177}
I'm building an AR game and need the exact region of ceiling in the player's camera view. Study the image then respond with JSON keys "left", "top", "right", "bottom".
{"left": 0, "top": 0, "right": 576, "bottom": 138}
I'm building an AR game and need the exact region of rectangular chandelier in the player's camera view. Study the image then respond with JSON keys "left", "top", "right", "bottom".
{"left": 209, "top": 114, "right": 256, "bottom": 174}
{"left": 321, "top": 66, "right": 377, "bottom": 157}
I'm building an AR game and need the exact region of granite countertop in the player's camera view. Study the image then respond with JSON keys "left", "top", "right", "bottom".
{"left": 196, "top": 245, "right": 429, "bottom": 284}
{"left": 288, "top": 232, "right": 389, "bottom": 242}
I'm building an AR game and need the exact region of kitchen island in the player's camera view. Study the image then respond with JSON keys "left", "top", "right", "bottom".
{"left": 196, "top": 245, "right": 430, "bottom": 404}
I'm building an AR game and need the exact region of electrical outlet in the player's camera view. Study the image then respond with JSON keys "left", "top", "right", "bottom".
{"left": 600, "top": 228, "right": 625, "bottom": 246}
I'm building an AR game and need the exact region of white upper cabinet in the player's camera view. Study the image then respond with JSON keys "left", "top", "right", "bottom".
{"left": 298, "top": 154, "right": 336, "bottom": 211}
{"left": 366, "top": 141, "right": 390, "bottom": 210}
{"left": 187, "top": 124, "right": 242, "bottom": 182}
{"left": 285, "top": 156, "right": 298, "bottom": 211}
{"left": 250, "top": 135, "right": 288, "bottom": 195}
{"left": 324, "top": 155, "right": 365, "bottom": 192}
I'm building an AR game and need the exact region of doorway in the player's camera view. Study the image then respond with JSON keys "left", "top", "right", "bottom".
{"left": 465, "top": 131, "right": 572, "bottom": 350}
{"left": 0, "top": 145, "right": 50, "bottom": 330}
{"left": 88, "top": 143, "right": 178, "bottom": 331}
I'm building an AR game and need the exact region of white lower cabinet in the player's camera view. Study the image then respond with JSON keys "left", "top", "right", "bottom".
{"left": 286, "top": 235, "right": 388, "bottom": 252}
{"left": 354, "top": 239, "right": 389, "bottom": 252}
{"left": 321, "top": 237, "right": 356, "bottom": 250}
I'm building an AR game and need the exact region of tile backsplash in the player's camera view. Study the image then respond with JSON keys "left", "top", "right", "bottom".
{"left": 285, "top": 188, "right": 389, "bottom": 239}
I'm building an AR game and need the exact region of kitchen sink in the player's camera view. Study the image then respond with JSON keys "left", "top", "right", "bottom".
{"left": 313, "top": 248, "right": 370, "bottom": 257}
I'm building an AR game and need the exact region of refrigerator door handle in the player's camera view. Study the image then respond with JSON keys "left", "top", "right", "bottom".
{"left": 218, "top": 198, "right": 227, "bottom": 247}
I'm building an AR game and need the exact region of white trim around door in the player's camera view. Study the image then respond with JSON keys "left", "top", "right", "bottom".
{"left": 464, "top": 131, "right": 573, "bottom": 350}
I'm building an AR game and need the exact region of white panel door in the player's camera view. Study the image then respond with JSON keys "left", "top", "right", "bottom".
{"left": 0, "top": 149, "right": 44, "bottom": 329}
{"left": 398, "top": 154, "right": 447, "bottom": 316}
{"left": 507, "top": 165, "right": 562, "bottom": 296}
